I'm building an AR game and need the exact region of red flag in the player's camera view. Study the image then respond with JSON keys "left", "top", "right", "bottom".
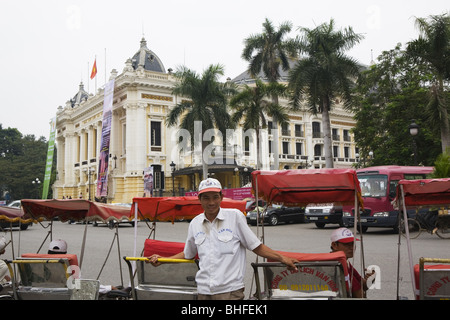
{"left": 90, "top": 59, "right": 97, "bottom": 79}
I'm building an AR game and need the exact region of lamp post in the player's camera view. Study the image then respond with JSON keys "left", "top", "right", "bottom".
{"left": 409, "top": 120, "right": 419, "bottom": 166}
{"left": 299, "top": 156, "right": 313, "bottom": 169}
{"left": 234, "top": 167, "right": 239, "bottom": 187}
{"left": 32, "top": 178, "right": 41, "bottom": 199}
{"left": 170, "top": 161, "right": 176, "bottom": 196}
{"left": 83, "top": 167, "right": 95, "bottom": 201}
{"left": 243, "top": 167, "right": 249, "bottom": 186}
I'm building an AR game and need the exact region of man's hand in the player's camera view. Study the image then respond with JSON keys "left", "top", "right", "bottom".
{"left": 147, "top": 254, "right": 162, "bottom": 266}
{"left": 281, "top": 256, "right": 299, "bottom": 271}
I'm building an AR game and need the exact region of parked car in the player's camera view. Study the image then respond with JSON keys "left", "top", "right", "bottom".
{"left": 6, "top": 200, "right": 21, "bottom": 208}
{"left": 0, "top": 200, "right": 31, "bottom": 230}
{"left": 245, "top": 199, "right": 266, "bottom": 213}
{"left": 304, "top": 203, "right": 343, "bottom": 228}
{"left": 247, "top": 205, "right": 305, "bottom": 226}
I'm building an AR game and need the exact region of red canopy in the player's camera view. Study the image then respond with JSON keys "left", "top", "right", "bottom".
{"left": 251, "top": 169, "right": 363, "bottom": 207}
{"left": 0, "top": 206, "right": 34, "bottom": 224}
{"left": 395, "top": 178, "right": 450, "bottom": 207}
{"left": 131, "top": 196, "right": 247, "bottom": 222}
{"left": 20, "top": 199, "right": 132, "bottom": 223}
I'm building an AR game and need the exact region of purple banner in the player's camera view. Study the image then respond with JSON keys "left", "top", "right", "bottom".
{"left": 96, "top": 79, "right": 114, "bottom": 198}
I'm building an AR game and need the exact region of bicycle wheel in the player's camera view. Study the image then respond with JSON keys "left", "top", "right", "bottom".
{"left": 435, "top": 218, "right": 450, "bottom": 239}
{"left": 401, "top": 218, "right": 421, "bottom": 239}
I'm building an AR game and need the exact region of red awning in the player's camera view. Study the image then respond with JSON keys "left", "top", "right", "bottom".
{"left": 251, "top": 169, "right": 363, "bottom": 207}
{"left": 20, "top": 199, "right": 132, "bottom": 223}
{"left": 131, "top": 196, "right": 247, "bottom": 222}
{"left": 0, "top": 206, "right": 34, "bottom": 224}
{"left": 395, "top": 178, "right": 450, "bottom": 207}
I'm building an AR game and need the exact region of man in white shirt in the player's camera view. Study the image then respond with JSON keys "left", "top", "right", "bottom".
{"left": 149, "top": 178, "right": 298, "bottom": 300}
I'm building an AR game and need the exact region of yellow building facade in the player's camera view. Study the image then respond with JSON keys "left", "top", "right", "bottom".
{"left": 53, "top": 38, "right": 359, "bottom": 203}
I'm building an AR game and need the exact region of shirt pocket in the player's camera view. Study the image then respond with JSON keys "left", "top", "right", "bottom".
{"left": 194, "top": 234, "right": 206, "bottom": 246}
{"left": 217, "top": 232, "right": 235, "bottom": 255}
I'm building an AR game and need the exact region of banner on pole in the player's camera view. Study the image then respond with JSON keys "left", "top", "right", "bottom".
{"left": 144, "top": 167, "right": 154, "bottom": 197}
{"left": 96, "top": 79, "right": 115, "bottom": 198}
{"left": 42, "top": 117, "right": 56, "bottom": 199}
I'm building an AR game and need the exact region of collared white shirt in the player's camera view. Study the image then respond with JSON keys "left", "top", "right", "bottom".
{"left": 184, "top": 207, "right": 261, "bottom": 295}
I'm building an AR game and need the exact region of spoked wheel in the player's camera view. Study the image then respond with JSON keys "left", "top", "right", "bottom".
{"left": 435, "top": 218, "right": 450, "bottom": 239}
{"left": 401, "top": 218, "right": 421, "bottom": 239}
{"left": 268, "top": 214, "right": 279, "bottom": 226}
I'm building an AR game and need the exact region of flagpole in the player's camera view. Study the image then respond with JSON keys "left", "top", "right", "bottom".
{"left": 95, "top": 55, "right": 97, "bottom": 93}
{"left": 87, "top": 62, "right": 90, "bottom": 93}
{"left": 105, "top": 48, "right": 107, "bottom": 84}
{"left": 90, "top": 56, "right": 98, "bottom": 92}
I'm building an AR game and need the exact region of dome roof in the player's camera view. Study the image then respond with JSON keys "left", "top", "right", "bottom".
{"left": 231, "top": 60, "right": 296, "bottom": 84}
{"left": 70, "top": 82, "right": 89, "bottom": 108}
{"left": 131, "top": 37, "right": 165, "bottom": 73}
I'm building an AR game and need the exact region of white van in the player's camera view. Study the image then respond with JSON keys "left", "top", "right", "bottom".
{"left": 305, "top": 203, "right": 343, "bottom": 228}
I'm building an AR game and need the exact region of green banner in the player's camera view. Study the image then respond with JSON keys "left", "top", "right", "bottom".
{"left": 42, "top": 117, "right": 56, "bottom": 199}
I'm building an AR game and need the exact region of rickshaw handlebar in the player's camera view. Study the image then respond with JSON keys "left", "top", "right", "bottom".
{"left": 124, "top": 257, "right": 196, "bottom": 263}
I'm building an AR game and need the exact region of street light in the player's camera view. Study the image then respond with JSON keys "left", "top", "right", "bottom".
{"left": 83, "top": 167, "right": 95, "bottom": 201}
{"left": 243, "top": 167, "right": 249, "bottom": 186}
{"left": 234, "top": 167, "right": 239, "bottom": 187}
{"left": 409, "top": 120, "right": 419, "bottom": 166}
{"left": 32, "top": 178, "right": 41, "bottom": 199}
{"left": 170, "top": 161, "right": 176, "bottom": 196}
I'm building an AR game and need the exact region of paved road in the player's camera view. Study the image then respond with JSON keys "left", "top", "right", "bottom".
{"left": 3, "top": 220, "right": 449, "bottom": 300}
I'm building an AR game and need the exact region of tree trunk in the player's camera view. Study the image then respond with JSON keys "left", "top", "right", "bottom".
{"left": 440, "top": 109, "right": 450, "bottom": 154}
{"left": 201, "top": 140, "right": 208, "bottom": 181}
{"left": 322, "top": 98, "right": 334, "bottom": 168}
{"left": 256, "top": 128, "right": 262, "bottom": 170}
{"left": 438, "top": 79, "right": 450, "bottom": 153}
{"left": 271, "top": 95, "right": 279, "bottom": 170}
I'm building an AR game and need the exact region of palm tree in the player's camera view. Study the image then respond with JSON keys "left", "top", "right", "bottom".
{"left": 407, "top": 13, "right": 450, "bottom": 153}
{"left": 432, "top": 151, "right": 450, "bottom": 178}
{"left": 242, "top": 18, "right": 298, "bottom": 170}
{"left": 289, "top": 19, "right": 363, "bottom": 168}
{"left": 230, "top": 79, "right": 289, "bottom": 169}
{"left": 167, "top": 64, "right": 234, "bottom": 180}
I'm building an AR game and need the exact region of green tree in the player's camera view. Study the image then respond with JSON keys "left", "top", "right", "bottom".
{"left": 230, "top": 79, "right": 289, "bottom": 169}
{"left": 242, "top": 18, "right": 298, "bottom": 170}
{"left": 0, "top": 124, "right": 54, "bottom": 201}
{"left": 289, "top": 19, "right": 363, "bottom": 168}
{"left": 407, "top": 13, "right": 450, "bottom": 153}
{"left": 432, "top": 151, "right": 450, "bottom": 178}
{"left": 167, "top": 64, "right": 234, "bottom": 179}
{"left": 352, "top": 45, "right": 441, "bottom": 166}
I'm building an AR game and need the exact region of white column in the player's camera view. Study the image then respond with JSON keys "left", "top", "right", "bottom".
{"left": 55, "top": 136, "right": 65, "bottom": 183}
{"left": 79, "top": 129, "right": 86, "bottom": 163}
{"left": 87, "top": 125, "right": 93, "bottom": 163}
{"left": 125, "top": 103, "right": 147, "bottom": 174}
{"left": 110, "top": 109, "right": 120, "bottom": 170}
{"left": 64, "top": 132, "right": 76, "bottom": 186}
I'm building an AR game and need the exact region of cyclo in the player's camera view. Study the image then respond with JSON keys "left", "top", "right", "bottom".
{"left": 395, "top": 177, "right": 450, "bottom": 299}
{"left": 249, "top": 168, "right": 366, "bottom": 299}
{"left": 1, "top": 199, "right": 133, "bottom": 300}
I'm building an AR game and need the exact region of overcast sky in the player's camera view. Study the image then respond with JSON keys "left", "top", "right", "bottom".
{"left": 0, "top": 0, "right": 448, "bottom": 139}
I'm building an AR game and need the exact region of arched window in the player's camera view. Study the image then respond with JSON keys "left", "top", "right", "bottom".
{"left": 314, "top": 144, "right": 322, "bottom": 156}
